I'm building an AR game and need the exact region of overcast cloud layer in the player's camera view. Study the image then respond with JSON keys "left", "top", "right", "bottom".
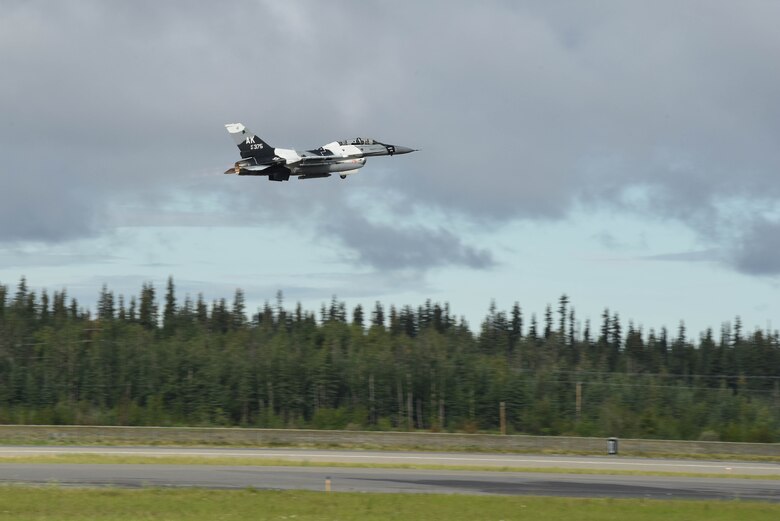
{"left": 2, "top": 1, "right": 780, "bottom": 276}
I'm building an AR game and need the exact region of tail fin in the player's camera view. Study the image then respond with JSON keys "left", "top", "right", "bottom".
{"left": 225, "top": 123, "right": 276, "bottom": 160}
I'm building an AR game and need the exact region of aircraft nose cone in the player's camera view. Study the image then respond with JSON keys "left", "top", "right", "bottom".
{"left": 392, "top": 145, "right": 415, "bottom": 155}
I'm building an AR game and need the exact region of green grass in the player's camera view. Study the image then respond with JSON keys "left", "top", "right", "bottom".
{"left": 0, "top": 487, "right": 778, "bottom": 521}
{"left": 1, "top": 453, "right": 779, "bottom": 480}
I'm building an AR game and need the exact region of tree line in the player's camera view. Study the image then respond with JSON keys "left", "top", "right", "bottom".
{"left": 0, "top": 277, "right": 778, "bottom": 442}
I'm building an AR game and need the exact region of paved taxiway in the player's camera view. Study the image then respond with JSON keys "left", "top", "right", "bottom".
{"left": 0, "top": 446, "right": 778, "bottom": 500}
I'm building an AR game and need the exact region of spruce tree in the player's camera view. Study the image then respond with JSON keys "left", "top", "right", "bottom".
{"left": 232, "top": 289, "right": 247, "bottom": 330}
{"left": 510, "top": 302, "right": 523, "bottom": 352}
{"left": 557, "top": 294, "right": 569, "bottom": 339}
{"left": 97, "top": 285, "right": 115, "bottom": 321}
{"left": 371, "top": 301, "right": 385, "bottom": 328}
{"left": 352, "top": 304, "right": 364, "bottom": 328}
{"left": 543, "top": 304, "right": 553, "bottom": 339}
{"left": 163, "top": 276, "right": 177, "bottom": 333}
{"left": 138, "top": 282, "right": 158, "bottom": 330}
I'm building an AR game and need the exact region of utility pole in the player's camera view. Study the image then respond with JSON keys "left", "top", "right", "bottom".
{"left": 499, "top": 401, "right": 507, "bottom": 435}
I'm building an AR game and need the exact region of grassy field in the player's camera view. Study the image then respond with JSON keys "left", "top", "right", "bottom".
{"left": 0, "top": 487, "right": 778, "bottom": 521}
{"left": 1, "top": 427, "right": 778, "bottom": 462}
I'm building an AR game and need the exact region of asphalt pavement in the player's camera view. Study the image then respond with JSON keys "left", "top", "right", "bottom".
{"left": 1, "top": 446, "right": 779, "bottom": 501}
{"left": 0, "top": 463, "right": 778, "bottom": 501}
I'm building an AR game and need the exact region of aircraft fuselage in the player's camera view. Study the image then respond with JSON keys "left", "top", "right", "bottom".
{"left": 224, "top": 123, "right": 415, "bottom": 181}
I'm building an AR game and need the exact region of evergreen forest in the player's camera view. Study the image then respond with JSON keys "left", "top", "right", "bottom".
{"left": 1, "top": 277, "right": 779, "bottom": 443}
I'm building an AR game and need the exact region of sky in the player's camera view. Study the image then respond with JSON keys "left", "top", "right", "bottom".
{"left": 2, "top": 0, "right": 780, "bottom": 337}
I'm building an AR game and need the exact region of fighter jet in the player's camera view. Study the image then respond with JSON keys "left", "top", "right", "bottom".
{"left": 224, "top": 123, "right": 415, "bottom": 181}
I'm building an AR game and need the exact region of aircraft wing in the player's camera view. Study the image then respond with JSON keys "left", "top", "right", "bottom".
{"left": 225, "top": 162, "right": 290, "bottom": 177}
{"left": 246, "top": 163, "right": 289, "bottom": 174}
{"left": 225, "top": 155, "right": 286, "bottom": 172}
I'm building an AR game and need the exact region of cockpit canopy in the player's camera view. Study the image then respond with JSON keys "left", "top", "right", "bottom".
{"left": 338, "top": 137, "right": 377, "bottom": 146}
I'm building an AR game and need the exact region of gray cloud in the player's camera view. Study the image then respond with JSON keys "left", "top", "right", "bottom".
{"left": 591, "top": 231, "right": 625, "bottom": 251}
{"left": 730, "top": 220, "right": 780, "bottom": 275}
{"left": 0, "top": 248, "right": 118, "bottom": 270}
{"left": 321, "top": 215, "right": 495, "bottom": 272}
{"left": 641, "top": 249, "right": 722, "bottom": 263}
{"left": 0, "top": 170, "right": 102, "bottom": 242}
{"left": 2, "top": 1, "right": 780, "bottom": 275}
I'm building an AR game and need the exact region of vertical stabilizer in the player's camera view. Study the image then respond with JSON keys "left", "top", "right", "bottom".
{"left": 225, "top": 123, "right": 276, "bottom": 160}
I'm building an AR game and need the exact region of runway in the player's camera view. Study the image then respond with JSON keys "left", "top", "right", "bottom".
{"left": 0, "top": 445, "right": 778, "bottom": 475}
{"left": 0, "top": 446, "right": 778, "bottom": 501}
{"left": 0, "top": 464, "right": 778, "bottom": 501}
